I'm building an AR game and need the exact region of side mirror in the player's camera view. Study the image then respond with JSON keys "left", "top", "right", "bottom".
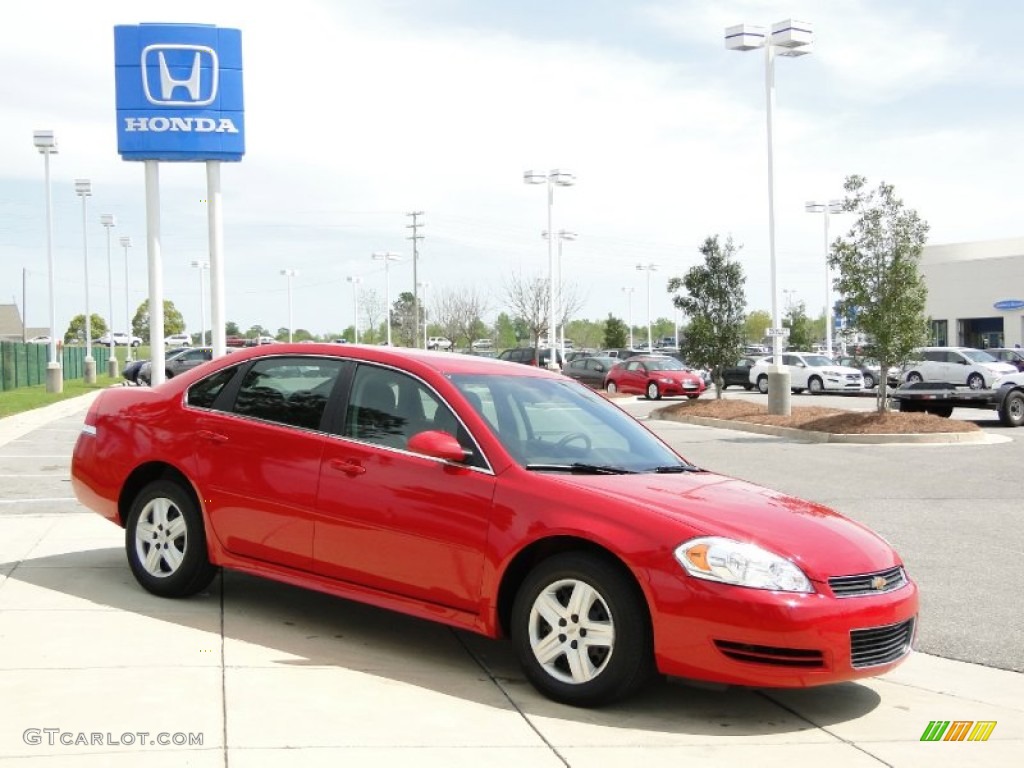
{"left": 594, "top": 364, "right": 604, "bottom": 372}
{"left": 407, "top": 430, "right": 469, "bottom": 462}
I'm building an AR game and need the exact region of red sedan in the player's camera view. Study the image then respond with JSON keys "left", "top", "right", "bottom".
{"left": 605, "top": 355, "right": 706, "bottom": 400}
{"left": 71, "top": 344, "right": 917, "bottom": 707}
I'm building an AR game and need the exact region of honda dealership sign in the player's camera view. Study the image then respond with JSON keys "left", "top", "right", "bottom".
{"left": 114, "top": 23, "right": 244, "bottom": 161}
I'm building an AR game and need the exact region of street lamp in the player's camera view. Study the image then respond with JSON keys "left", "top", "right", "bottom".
{"left": 346, "top": 276, "right": 362, "bottom": 343}
{"left": 621, "top": 287, "right": 635, "bottom": 349}
{"left": 280, "top": 268, "right": 297, "bottom": 342}
{"left": 100, "top": 214, "right": 117, "bottom": 376}
{"left": 191, "top": 260, "right": 210, "bottom": 345}
{"left": 726, "top": 18, "right": 813, "bottom": 416}
{"left": 417, "top": 281, "right": 431, "bottom": 349}
{"left": 371, "top": 252, "right": 401, "bottom": 346}
{"left": 524, "top": 169, "right": 575, "bottom": 369}
{"left": 120, "top": 236, "right": 133, "bottom": 361}
{"left": 636, "top": 263, "right": 658, "bottom": 351}
{"left": 543, "top": 229, "right": 577, "bottom": 358}
{"left": 805, "top": 199, "right": 844, "bottom": 358}
{"left": 74, "top": 179, "right": 96, "bottom": 383}
{"left": 34, "top": 129, "right": 61, "bottom": 393}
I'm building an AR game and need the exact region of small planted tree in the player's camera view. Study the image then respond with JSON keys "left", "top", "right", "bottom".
{"left": 830, "top": 175, "right": 930, "bottom": 412}
{"left": 669, "top": 235, "right": 747, "bottom": 399}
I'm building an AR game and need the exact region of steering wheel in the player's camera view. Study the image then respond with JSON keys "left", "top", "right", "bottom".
{"left": 556, "top": 432, "right": 592, "bottom": 451}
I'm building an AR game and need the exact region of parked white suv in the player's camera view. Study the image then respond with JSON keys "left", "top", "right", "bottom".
{"left": 427, "top": 336, "right": 452, "bottom": 350}
{"left": 749, "top": 352, "right": 864, "bottom": 394}
{"left": 901, "top": 347, "right": 1016, "bottom": 389}
{"left": 164, "top": 333, "right": 191, "bottom": 347}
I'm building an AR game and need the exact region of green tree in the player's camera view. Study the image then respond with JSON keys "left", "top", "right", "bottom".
{"left": 831, "top": 175, "right": 930, "bottom": 411}
{"left": 783, "top": 301, "right": 814, "bottom": 351}
{"left": 603, "top": 314, "right": 628, "bottom": 348}
{"left": 225, "top": 320, "right": 240, "bottom": 336}
{"left": 64, "top": 313, "right": 108, "bottom": 344}
{"left": 132, "top": 300, "right": 185, "bottom": 343}
{"left": 494, "top": 312, "right": 517, "bottom": 349}
{"left": 669, "top": 235, "right": 747, "bottom": 399}
{"left": 744, "top": 309, "right": 771, "bottom": 345}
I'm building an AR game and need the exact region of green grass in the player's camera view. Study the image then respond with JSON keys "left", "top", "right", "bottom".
{"left": 0, "top": 375, "right": 122, "bottom": 419}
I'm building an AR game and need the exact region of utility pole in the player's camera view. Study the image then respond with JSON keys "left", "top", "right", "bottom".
{"left": 406, "top": 211, "right": 425, "bottom": 347}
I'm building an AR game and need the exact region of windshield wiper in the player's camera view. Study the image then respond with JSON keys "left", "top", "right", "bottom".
{"left": 524, "top": 463, "right": 636, "bottom": 475}
{"left": 651, "top": 464, "right": 703, "bottom": 473}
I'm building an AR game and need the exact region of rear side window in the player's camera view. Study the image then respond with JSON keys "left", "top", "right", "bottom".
{"left": 187, "top": 367, "right": 238, "bottom": 409}
{"left": 231, "top": 358, "right": 344, "bottom": 430}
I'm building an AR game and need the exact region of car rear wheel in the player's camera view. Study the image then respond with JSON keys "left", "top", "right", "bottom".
{"left": 756, "top": 375, "right": 768, "bottom": 394}
{"left": 645, "top": 382, "right": 660, "bottom": 400}
{"left": 808, "top": 376, "right": 824, "bottom": 394}
{"left": 967, "top": 372, "right": 985, "bottom": 389}
{"left": 999, "top": 390, "right": 1024, "bottom": 427}
{"left": 125, "top": 480, "right": 217, "bottom": 598}
{"left": 605, "top": 381, "right": 617, "bottom": 394}
{"left": 906, "top": 371, "right": 923, "bottom": 384}
{"left": 511, "top": 553, "right": 653, "bottom": 707}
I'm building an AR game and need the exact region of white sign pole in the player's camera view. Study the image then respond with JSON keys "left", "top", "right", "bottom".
{"left": 145, "top": 160, "right": 165, "bottom": 386}
{"left": 207, "top": 161, "right": 226, "bottom": 358}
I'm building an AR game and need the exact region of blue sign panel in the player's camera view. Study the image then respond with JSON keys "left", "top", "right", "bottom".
{"left": 994, "top": 299, "right": 1024, "bottom": 311}
{"left": 114, "top": 24, "right": 244, "bottom": 161}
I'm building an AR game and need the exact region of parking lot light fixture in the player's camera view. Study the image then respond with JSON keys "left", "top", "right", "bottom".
{"left": 725, "top": 18, "right": 813, "bottom": 416}
{"left": 805, "top": 199, "right": 844, "bottom": 358}
{"left": 100, "top": 214, "right": 118, "bottom": 376}
{"left": 347, "top": 276, "right": 362, "bottom": 343}
{"left": 120, "top": 236, "right": 133, "bottom": 361}
{"left": 34, "top": 130, "right": 61, "bottom": 393}
{"left": 543, "top": 229, "right": 577, "bottom": 359}
{"left": 636, "top": 263, "right": 658, "bottom": 352}
{"left": 525, "top": 169, "right": 575, "bottom": 369}
{"left": 192, "top": 260, "right": 210, "bottom": 345}
{"left": 371, "top": 252, "right": 402, "bottom": 346}
{"left": 280, "top": 268, "right": 297, "bottom": 342}
{"left": 75, "top": 179, "right": 96, "bottom": 383}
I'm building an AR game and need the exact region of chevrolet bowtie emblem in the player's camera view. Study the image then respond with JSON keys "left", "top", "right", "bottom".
{"left": 871, "top": 576, "right": 888, "bottom": 590}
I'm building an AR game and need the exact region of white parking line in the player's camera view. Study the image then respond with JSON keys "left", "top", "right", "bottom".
{"left": 0, "top": 498, "right": 77, "bottom": 504}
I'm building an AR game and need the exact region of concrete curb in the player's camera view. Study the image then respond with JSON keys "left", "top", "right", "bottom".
{"left": 650, "top": 411, "right": 998, "bottom": 445}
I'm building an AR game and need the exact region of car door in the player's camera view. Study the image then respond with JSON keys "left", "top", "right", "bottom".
{"left": 619, "top": 360, "right": 647, "bottom": 393}
{"left": 313, "top": 363, "right": 496, "bottom": 613}
{"left": 169, "top": 347, "right": 212, "bottom": 376}
{"left": 189, "top": 356, "right": 345, "bottom": 570}
{"left": 783, "top": 354, "right": 808, "bottom": 389}
{"left": 585, "top": 357, "right": 609, "bottom": 387}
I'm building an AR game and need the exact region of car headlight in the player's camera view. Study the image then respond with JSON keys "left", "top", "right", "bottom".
{"left": 675, "top": 536, "right": 813, "bottom": 593}
{"left": 658, "top": 377, "right": 674, "bottom": 384}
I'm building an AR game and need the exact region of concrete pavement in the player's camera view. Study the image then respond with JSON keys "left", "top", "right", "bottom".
{"left": 0, "top": 394, "right": 1020, "bottom": 766}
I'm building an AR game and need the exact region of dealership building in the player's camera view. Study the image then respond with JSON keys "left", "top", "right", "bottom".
{"left": 920, "top": 237, "right": 1024, "bottom": 349}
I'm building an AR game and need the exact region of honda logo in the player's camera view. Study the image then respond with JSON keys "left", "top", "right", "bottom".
{"left": 141, "top": 44, "right": 219, "bottom": 106}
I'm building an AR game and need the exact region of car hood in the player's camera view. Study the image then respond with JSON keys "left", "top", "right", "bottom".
{"left": 547, "top": 471, "right": 898, "bottom": 580}
{"left": 983, "top": 361, "right": 1018, "bottom": 375}
{"left": 820, "top": 365, "right": 862, "bottom": 375}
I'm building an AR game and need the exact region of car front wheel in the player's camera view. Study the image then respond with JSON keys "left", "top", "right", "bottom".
{"left": 125, "top": 480, "right": 217, "bottom": 598}
{"left": 906, "top": 371, "right": 923, "bottom": 384}
{"left": 605, "top": 381, "right": 617, "bottom": 394}
{"left": 756, "top": 375, "right": 768, "bottom": 394}
{"left": 646, "top": 382, "right": 660, "bottom": 400}
{"left": 808, "top": 376, "right": 824, "bottom": 394}
{"left": 863, "top": 373, "right": 875, "bottom": 389}
{"left": 511, "top": 553, "right": 653, "bottom": 707}
{"left": 967, "top": 372, "right": 985, "bottom": 389}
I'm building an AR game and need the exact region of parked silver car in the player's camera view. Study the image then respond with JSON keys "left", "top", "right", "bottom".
{"left": 901, "top": 347, "right": 1016, "bottom": 389}
{"left": 138, "top": 347, "right": 213, "bottom": 385}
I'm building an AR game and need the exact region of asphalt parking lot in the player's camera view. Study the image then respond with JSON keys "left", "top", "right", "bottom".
{"left": 0, "top": 392, "right": 1021, "bottom": 766}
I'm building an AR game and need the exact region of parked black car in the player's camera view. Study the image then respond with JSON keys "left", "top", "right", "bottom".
{"left": 121, "top": 359, "right": 146, "bottom": 386}
{"left": 716, "top": 356, "right": 763, "bottom": 390}
{"left": 561, "top": 355, "right": 616, "bottom": 389}
{"left": 497, "top": 347, "right": 564, "bottom": 367}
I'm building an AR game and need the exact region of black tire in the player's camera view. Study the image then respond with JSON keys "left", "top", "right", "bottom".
{"left": 606, "top": 381, "right": 617, "bottom": 394}
{"left": 862, "top": 373, "right": 876, "bottom": 390}
{"left": 125, "top": 480, "right": 217, "bottom": 598}
{"left": 511, "top": 553, "right": 653, "bottom": 707}
{"left": 646, "top": 382, "right": 660, "bottom": 400}
{"left": 967, "top": 372, "right": 985, "bottom": 390}
{"left": 906, "top": 371, "right": 923, "bottom": 384}
{"left": 928, "top": 405, "right": 953, "bottom": 418}
{"left": 743, "top": 383, "right": 754, "bottom": 391}
{"left": 756, "top": 375, "right": 769, "bottom": 394}
{"left": 808, "top": 376, "right": 824, "bottom": 395}
{"left": 999, "top": 390, "right": 1024, "bottom": 427}
{"left": 899, "top": 400, "right": 922, "bottom": 412}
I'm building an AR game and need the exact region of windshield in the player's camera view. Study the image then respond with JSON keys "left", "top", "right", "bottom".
{"left": 449, "top": 374, "right": 693, "bottom": 473}
{"left": 645, "top": 358, "right": 686, "bottom": 371}
{"left": 962, "top": 349, "right": 998, "bottom": 363}
{"left": 803, "top": 355, "right": 835, "bottom": 367}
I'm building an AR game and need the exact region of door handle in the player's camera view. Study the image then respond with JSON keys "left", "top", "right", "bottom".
{"left": 329, "top": 458, "right": 366, "bottom": 476}
{"left": 197, "top": 429, "right": 228, "bottom": 444}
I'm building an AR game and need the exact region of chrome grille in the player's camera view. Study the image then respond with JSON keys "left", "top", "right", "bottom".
{"left": 850, "top": 618, "right": 915, "bottom": 668}
{"left": 829, "top": 566, "right": 907, "bottom": 598}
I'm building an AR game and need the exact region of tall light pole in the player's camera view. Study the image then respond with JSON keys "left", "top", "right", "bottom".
{"left": 524, "top": 169, "right": 575, "bottom": 369}
{"left": 805, "top": 199, "right": 844, "bottom": 358}
{"left": 347, "top": 276, "right": 362, "bottom": 343}
{"left": 120, "top": 236, "right": 133, "bottom": 361}
{"left": 371, "top": 252, "right": 401, "bottom": 346}
{"left": 417, "top": 281, "right": 431, "bottom": 349}
{"left": 636, "top": 263, "right": 658, "bottom": 351}
{"left": 621, "top": 287, "right": 635, "bottom": 349}
{"left": 280, "top": 268, "right": 297, "bottom": 342}
{"left": 191, "top": 260, "right": 210, "bottom": 345}
{"left": 74, "top": 179, "right": 96, "bottom": 383}
{"left": 726, "top": 19, "right": 813, "bottom": 416}
{"left": 543, "top": 229, "right": 577, "bottom": 359}
{"left": 34, "top": 130, "right": 61, "bottom": 393}
{"left": 100, "top": 214, "right": 117, "bottom": 376}
{"left": 407, "top": 211, "right": 425, "bottom": 347}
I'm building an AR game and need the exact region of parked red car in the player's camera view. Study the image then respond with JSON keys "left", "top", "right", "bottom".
{"left": 604, "top": 354, "right": 707, "bottom": 400}
{"left": 71, "top": 344, "right": 917, "bottom": 706}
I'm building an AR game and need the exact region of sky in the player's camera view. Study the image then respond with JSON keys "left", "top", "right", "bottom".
{"left": 3, "top": 0, "right": 1023, "bottom": 339}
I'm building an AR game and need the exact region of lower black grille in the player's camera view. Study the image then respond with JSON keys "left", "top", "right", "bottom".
{"left": 715, "top": 640, "right": 824, "bottom": 668}
{"left": 850, "top": 618, "right": 915, "bottom": 668}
